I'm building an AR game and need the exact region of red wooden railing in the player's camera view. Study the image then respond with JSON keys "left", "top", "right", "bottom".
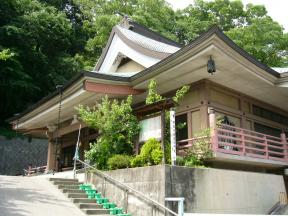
{"left": 177, "top": 136, "right": 210, "bottom": 156}
{"left": 176, "top": 124, "right": 288, "bottom": 163}
{"left": 214, "top": 124, "right": 288, "bottom": 162}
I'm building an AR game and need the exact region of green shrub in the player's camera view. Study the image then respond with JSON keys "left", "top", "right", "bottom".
{"left": 130, "top": 155, "right": 144, "bottom": 168}
{"left": 151, "top": 149, "right": 163, "bottom": 164}
{"left": 131, "top": 138, "right": 163, "bottom": 167}
{"left": 107, "top": 154, "right": 132, "bottom": 170}
{"left": 176, "top": 156, "right": 185, "bottom": 166}
{"left": 184, "top": 154, "right": 203, "bottom": 167}
{"left": 140, "top": 138, "right": 163, "bottom": 165}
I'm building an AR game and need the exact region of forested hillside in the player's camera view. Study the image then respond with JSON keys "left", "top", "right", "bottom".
{"left": 1, "top": 0, "right": 287, "bottom": 132}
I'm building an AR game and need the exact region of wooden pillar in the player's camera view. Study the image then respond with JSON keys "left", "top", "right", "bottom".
{"left": 161, "top": 109, "right": 166, "bottom": 164}
{"left": 46, "top": 133, "right": 56, "bottom": 171}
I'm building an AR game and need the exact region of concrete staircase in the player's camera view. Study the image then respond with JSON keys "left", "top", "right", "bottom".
{"left": 49, "top": 178, "right": 112, "bottom": 216}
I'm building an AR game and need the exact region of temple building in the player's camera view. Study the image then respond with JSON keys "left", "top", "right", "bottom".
{"left": 10, "top": 17, "right": 288, "bottom": 178}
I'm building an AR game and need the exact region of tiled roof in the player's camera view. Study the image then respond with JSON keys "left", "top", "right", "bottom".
{"left": 116, "top": 25, "right": 180, "bottom": 54}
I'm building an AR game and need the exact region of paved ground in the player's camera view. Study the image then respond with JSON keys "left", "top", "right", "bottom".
{"left": 0, "top": 175, "right": 86, "bottom": 216}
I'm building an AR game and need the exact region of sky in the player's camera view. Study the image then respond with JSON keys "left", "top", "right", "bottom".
{"left": 165, "top": 0, "right": 288, "bottom": 32}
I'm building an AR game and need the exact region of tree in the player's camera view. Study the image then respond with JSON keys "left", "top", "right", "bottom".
{"left": 0, "top": 0, "right": 80, "bottom": 128}
{"left": 78, "top": 95, "right": 140, "bottom": 169}
{"left": 226, "top": 17, "right": 288, "bottom": 66}
{"left": 174, "top": 0, "right": 287, "bottom": 66}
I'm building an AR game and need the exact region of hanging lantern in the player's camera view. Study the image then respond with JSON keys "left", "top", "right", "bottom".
{"left": 207, "top": 56, "right": 216, "bottom": 74}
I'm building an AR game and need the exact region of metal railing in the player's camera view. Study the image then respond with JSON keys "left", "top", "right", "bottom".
{"left": 74, "top": 158, "right": 179, "bottom": 216}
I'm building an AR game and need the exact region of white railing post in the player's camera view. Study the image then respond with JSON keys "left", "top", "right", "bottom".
{"left": 170, "top": 108, "right": 177, "bottom": 166}
{"left": 208, "top": 107, "right": 217, "bottom": 151}
{"left": 165, "top": 197, "right": 185, "bottom": 216}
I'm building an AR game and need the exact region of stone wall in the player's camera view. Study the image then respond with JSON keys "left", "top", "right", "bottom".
{"left": 0, "top": 136, "right": 48, "bottom": 175}
{"left": 87, "top": 165, "right": 286, "bottom": 215}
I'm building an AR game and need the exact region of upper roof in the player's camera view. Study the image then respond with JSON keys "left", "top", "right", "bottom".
{"left": 127, "top": 19, "right": 182, "bottom": 48}
{"left": 94, "top": 17, "right": 181, "bottom": 72}
{"left": 116, "top": 25, "right": 180, "bottom": 54}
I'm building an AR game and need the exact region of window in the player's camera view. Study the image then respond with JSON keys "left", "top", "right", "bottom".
{"left": 176, "top": 114, "right": 188, "bottom": 142}
{"left": 253, "top": 105, "right": 288, "bottom": 126}
{"left": 254, "top": 123, "right": 281, "bottom": 138}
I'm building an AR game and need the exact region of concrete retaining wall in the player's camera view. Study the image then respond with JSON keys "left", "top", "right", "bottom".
{"left": 0, "top": 136, "right": 48, "bottom": 175}
{"left": 87, "top": 165, "right": 166, "bottom": 216}
{"left": 87, "top": 165, "right": 286, "bottom": 215}
{"left": 166, "top": 166, "right": 286, "bottom": 214}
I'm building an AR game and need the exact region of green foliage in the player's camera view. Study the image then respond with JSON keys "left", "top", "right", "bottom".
{"left": 176, "top": 156, "right": 185, "bottom": 166}
{"left": 140, "top": 138, "right": 163, "bottom": 165}
{"left": 165, "top": 141, "right": 171, "bottom": 164}
{"left": 107, "top": 154, "right": 133, "bottom": 170}
{"left": 78, "top": 95, "right": 140, "bottom": 169}
{"left": 0, "top": 0, "right": 80, "bottom": 127}
{"left": 184, "top": 154, "right": 205, "bottom": 168}
{"left": 130, "top": 155, "right": 144, "bottom": 168}
{"left": 131, "top": 138, "right": 163, "bottom": 167}
{"left": 172, "top": 85, "right": 190, "bottom": 104}
{"left": 0, "top": 49, "right": 14, "bottom": 60}
{"left": 146, "top": 79, "right": 190, "bottom": 105}
{"left": 184, "top": 128, "right": 213, "bottom": 167}
{"left": 85, "top": 139, "right": 111, "bottom": 169}
{"left": 0, "top": 127, "right": 23, "bottom": 139}
{"left": 226, "top": 17, "right": 288, "bottom": 66}
{"left": 145, "top": 79, "right": 163, "bottom": 105}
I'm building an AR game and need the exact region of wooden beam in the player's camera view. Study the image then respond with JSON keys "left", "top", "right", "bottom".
{"left": 84, "top": 80, "right": 144, "bottom": 95}
{"left": 134, "top": 98, "right": 176, "bottom": 116}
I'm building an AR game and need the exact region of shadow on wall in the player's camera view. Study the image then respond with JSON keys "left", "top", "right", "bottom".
{"left": 0, "top": 136, "right": 48, "bottom": 175}
{"left": 165, "top": 166, "right": 196, "bottom": 214}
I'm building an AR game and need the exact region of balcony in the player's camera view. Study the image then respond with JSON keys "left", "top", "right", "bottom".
{"left": 177, "top": 124, "right": 288, "bottom": 167}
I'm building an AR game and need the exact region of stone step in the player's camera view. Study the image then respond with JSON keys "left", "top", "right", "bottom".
{"left": 58, "top": 185, "right": 79, "bottom": 189}
{"left": 78, "top": 203, "right": 103, "bottom": 209}
{"left": 72, "top": 198, "right": 96, "bottom": 204}
{"left": 68, "top": 193, "right": 88, "bottom": 198}
{"left": 54, "top": 181, "right": 82, "bottom": 186}
{"left": 49, "top": 178, "right": 78, "bottom": 182}
{"left": 82, "top": 209, "right": 110, "bottom": 215}
{"left": 62, "top": 188, "right": 85, "bottom": 194}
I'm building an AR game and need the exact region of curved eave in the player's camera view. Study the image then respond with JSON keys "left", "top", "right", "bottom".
{"left": 9, "top": 71, "right": 132, "bottom": 125}
{"left": 130, "top": 26, "right": 280, "bottom": 85}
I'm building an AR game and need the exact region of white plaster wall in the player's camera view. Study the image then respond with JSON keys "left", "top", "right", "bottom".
{"left": 116, "top": 60, "right": 145, "bottom": 73}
